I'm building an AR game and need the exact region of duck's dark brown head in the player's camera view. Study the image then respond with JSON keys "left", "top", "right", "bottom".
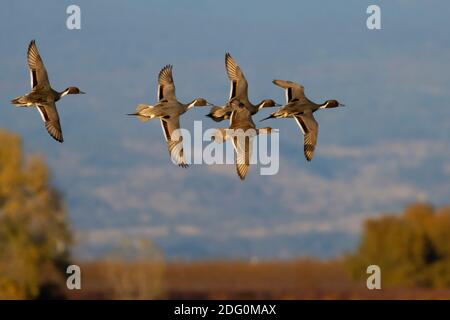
{"left": 258, "top": 99, "right": 281, "bottom": 109}
{"left": 64, "top": 87, "right": 85, "bottom": 95}
{"left": 324, "top": 99, "right": 345, "bottom": 108}
{"left": 193, "top": 98, "right": 213, "bottom": 107}
{"left": 187, "top": 98, "right": 213, "bottom": 109}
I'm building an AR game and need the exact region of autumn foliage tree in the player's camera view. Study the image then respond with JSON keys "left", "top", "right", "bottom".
{"left": 347, "top": 203, "right": 450, "bottom": 288}
{"left": 0, "top": 129, "right": 72, "bottom": 299}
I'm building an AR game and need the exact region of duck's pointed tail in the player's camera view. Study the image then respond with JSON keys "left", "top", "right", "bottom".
{"left": 206, "top": 106, "right": 228, "bottom": 122}
{"left": 11, "top": 96, "right": 28, "bottom": 106}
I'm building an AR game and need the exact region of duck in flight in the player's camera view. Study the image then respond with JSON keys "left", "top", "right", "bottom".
{"left": 261, "top": 79, "right": 344, "bottom": 161}
{"left": 128, "top": 65, "right": 212, "bottom": 168}
{"left": 206, "top": 53, "right": 279, "bottom": 122}
{"left": 214, "top": 99, "right": 274, "bottom": 180}
{"left": 11, "top": 40, "right": 85, "bottom": 143}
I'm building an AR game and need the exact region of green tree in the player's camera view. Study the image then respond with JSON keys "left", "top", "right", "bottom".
{"left": 0, "top": 129, "right": 72, "bottom": 299}
{"left": 346, "top": 203, "right": 450, "bottom": 288}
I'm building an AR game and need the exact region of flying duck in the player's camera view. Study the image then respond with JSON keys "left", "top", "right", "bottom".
{"left": 261, "top": 79, "right": 344, "bottom": 161}
{"left": 128, "top": 65, "right": 212, "bottom": 168}
{"left": 214, "top": 99, "right": 274, "bottom": 180}
{"left": 206, "top": 53, "right": 279, "bottom": 122}
{"left": 11, "top": 40, "right": 85, "bottom": 143}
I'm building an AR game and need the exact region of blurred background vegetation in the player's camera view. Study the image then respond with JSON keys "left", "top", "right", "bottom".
{"left": 1, "top": 128, "right": 449, "bottom": 299}
{"left": 0, "top": 129, "right": 71, "bottom": 299}
{"left": 347, "top": 203, "right": 450, "bottom": 289}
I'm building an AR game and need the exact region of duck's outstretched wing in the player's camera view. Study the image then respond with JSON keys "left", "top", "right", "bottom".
{"left": 157, "top": 65, "right": 176, "bottom": 101}
{"left": 225, "top": 53, "right": 248, "bottom": 101}
{"left": 160, "top": 116, "right": 188, "bottom": 168}
{"left": 27, "top": 40, "right": 51, "bottom": 90}
{"left": 293, "top": 110, "right": 318, "bottom": 161}
{"left": 272, "top": 79, "right": 306, "bottom": 103}
{"left": 36, "top": 102, "right": 63, "bottom": 143}
{"left": 232, "top": 134, "right": 253, "bottom": 180}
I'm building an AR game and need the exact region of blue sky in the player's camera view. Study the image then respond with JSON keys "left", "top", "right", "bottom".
{"left": 1, "top": 1, "right": 450, "bottom": 259}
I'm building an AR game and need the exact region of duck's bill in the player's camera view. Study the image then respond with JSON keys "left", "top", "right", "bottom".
{"left": 79, "top": 91, "right": 86, "bottom": 94}
{"left": 275, "top": 102, "right": 282, "bottom": 107}
{"left": 260, "top": 115, "right": 275, "bottom": 122}
{"left": 339, "top": 103, "right": 346, "bottom": 107}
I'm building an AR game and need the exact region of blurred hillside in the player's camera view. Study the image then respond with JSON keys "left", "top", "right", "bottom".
{"left": 0, "top": 130, "right": 71, "bottom": 299}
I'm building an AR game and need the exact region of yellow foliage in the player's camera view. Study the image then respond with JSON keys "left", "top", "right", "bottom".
{"left": 346, "top": 202, "right": 450, "bottom": 289}
{"left": 0, "top": 130, "right": 72, "bottom": 299}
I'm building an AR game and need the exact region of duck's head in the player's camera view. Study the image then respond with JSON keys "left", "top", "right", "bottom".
{"left": 258, "top": 99, "right": 281, "bottom": 109}
{"left": 62, "top": 87, "right": 85, "bottom": 96}
{"left": 187, "top": 98, "right": 214, "bottom": 109}
{"left": 323, "top": 99, "right": 345, "bottom": 108}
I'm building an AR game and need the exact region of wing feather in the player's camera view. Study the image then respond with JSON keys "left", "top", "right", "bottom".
{"left": 294, "top": 111, "right": 318, "bottom": 161}
{"left": 27, "top": 40, "right": 50, "bottom": 90}
{"left": 160, "top": 118, "right": 188, "bottom": 168}
{"left": 157, "top": 65, "right": 176, "bottom": 101}
{"left": 37, "top": 103, "right": 63, "bottom": 143}
{"left": 273, "top": 79, "right": 306, "bottom": 103}
{"left": 225, "top": 53, "right": 248, "bottom": 101}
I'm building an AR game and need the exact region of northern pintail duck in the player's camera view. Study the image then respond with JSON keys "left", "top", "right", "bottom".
{"left": 261, "top": 79, "right": 344, "bottom": 161}
{"left": 128, "top": 65, "right": 212, "bottom": 168}
{"left": 206, "top": 53, "right": 279, "bottom": 122}
{"left": 214, "top": 99, "right": 274, "bottom": 180}
{"left": 11, "top": 40, "right": 85, "bottom": 143}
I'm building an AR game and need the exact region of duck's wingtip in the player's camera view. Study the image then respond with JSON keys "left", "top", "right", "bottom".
{"left": 52, "top": 136, "right": 64, "bottom": 143}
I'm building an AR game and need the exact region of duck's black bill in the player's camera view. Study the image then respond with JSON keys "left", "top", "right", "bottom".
{"left": 260, "top": 115, "right": 275, "bottom": 122}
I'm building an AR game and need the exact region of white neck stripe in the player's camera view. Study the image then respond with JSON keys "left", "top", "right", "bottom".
{"left": 60, "top": 89, "right": 70, "bottom": 97}
{"left": 320, "top": 101, "right": 329, "bottom": 109}
{"left": 187, "top": 99, "right": 197, "bottom": 109}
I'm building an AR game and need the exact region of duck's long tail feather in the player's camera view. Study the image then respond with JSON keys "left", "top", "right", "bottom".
{"left": 127, "top": 104, "right": 152, "bottom": 122}
{"left": 206, "top": 106, "right": 228, "bottom": 122}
